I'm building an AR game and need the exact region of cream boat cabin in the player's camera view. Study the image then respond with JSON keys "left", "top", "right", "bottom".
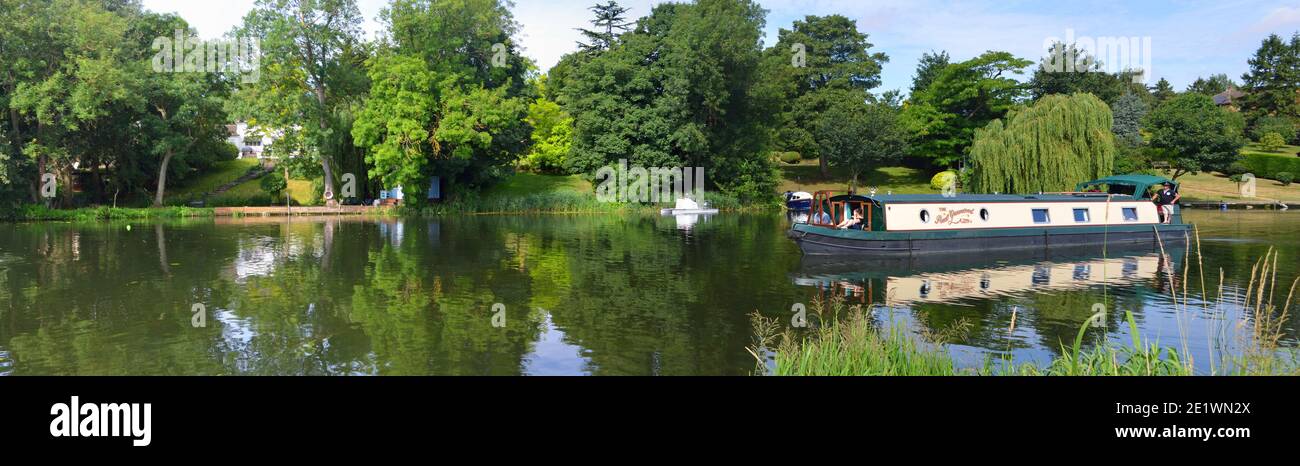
{"left": 788, "top": 175, "right": 1191, "bottom": 256}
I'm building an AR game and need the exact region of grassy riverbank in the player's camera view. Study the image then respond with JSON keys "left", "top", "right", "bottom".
{"left": 752, "top": 235, "right": 1300, "bottom": 376}
{"left": 5, "top": 205, "right": 215, "bottom": 222}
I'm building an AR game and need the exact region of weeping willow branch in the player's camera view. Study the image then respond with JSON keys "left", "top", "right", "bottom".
{"left": 970, "top": 93, "right": 1116, "bottom": 194}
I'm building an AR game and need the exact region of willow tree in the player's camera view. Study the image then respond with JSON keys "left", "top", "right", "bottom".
{"left": 969, "top": 93, "right": 1116, "bottom": 194}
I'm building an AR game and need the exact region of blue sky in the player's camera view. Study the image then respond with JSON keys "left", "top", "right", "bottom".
{"left": 142, "top": 0, "right": 1300, "bottom": 94}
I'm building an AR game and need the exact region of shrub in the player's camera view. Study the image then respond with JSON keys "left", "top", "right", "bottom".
{"left": 779, "top": 152, "right": 802, "bottom": 164}
{"left": 260, "top": 171, "right": 286, "bottom": 198}
{"left": 1277, "top": 172, "right": 1294, "bottom": 186}
{"left": 930, "top": 170, "right": 957, "bottom": 190}
{"left": 1260, "top": 132, "right": 1286, "bottom": 152}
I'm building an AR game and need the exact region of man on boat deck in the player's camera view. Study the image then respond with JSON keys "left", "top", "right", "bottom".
{"left": 1152, "top": 182, "right": 1180, "bottom": 224}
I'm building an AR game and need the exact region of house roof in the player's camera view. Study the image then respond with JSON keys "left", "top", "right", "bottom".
{"left": 1213, "top": 86, "right": 1245, "bottom": 105}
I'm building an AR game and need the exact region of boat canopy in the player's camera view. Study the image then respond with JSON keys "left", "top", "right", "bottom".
{"left": 1075, "top": 174, "right": 1177, "bottom": 198}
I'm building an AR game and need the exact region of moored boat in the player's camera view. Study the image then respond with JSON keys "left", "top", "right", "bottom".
{"left": 787, "top": 175, "right": 1191, "bottom": 256}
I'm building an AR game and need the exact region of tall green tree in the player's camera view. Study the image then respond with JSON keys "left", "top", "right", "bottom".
{"left": 969, "top": 93, "right": 1116, "bottom": 194}
{"left": 815, "top": 98, "right": 907, "bottom": 190}
{"left": 1028, "top": 42, "right": 1146, "bottom": 104}
{"left": 564, "top": 0, "right": 778, "bottom": 201}
{"left": 576, "top": 1, "right": 633, "bottom": 54}
{"left": 763, "top": 14, "right": 888, "bottom": 177}
{"left": 1240, "top": 32, "right": 1300, "bottom": 126}
{"left": 1149, "top": 78, "right": 1176, "bottom": 105}
{"left": 1144, "top": 93, "right": 1245, "bottom": 179}
{"left": 901, "top": 51, "right": 1032, "bottom": 168}
{"left": 522, "top": 76, "right": 573, "bottom": 173}
{"left": 1186, "top": 73, "right": 1237, "bottom": 96}
{"left": 910, "top": 50, "right": 950, "bottom": 95}
{"left": 233, "top": 0, "right": 368, "bottom": 205}
{"left": 353, "top": 0, "right": 532, "bottom": 197}
{"left": 1111, "top": 91, "right": 1148, "bottom": 147}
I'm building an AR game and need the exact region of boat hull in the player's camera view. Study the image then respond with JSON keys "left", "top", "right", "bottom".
{"left": 785, "top": 199, "right": 812, "bottom": 211}
{"left": 788, "top": 223, "right": 1191, "bottom": 256}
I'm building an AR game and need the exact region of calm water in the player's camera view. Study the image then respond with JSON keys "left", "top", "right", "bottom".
{"left": 0, "top": 210, "right": 1296, "bottom": 375}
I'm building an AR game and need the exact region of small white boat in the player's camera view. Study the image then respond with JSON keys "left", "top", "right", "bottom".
{"left": 660, "top": 197, "right": 719, "bottom": 216}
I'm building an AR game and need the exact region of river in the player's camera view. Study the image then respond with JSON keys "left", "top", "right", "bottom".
{"left": 0, "top": 209, "right": 1296, "bottom": 375}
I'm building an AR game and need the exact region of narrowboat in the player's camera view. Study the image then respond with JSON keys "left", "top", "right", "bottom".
{"left": 787, "top": 175, "right": 1191, "bottom": 256}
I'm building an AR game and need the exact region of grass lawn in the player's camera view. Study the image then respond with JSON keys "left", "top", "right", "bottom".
{"left": 209, "top": 175, "right": 318, "bottom": 206}
{"left": 1171, "top": 170, "right": 1300, "bottom": 203}
{"left": 165, "top": 158, "right": 260, "bottom": 201}
{"left": 1242, "top": 142, "right": 1300, "bottom": 158}
{"left": 777, "top": 159, "right": 937, "bottom": 194}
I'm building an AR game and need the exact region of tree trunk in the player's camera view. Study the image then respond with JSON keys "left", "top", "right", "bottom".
{"left": 819, "top": 154, "right": 829, "bottom": 178}
{"left": 154, "top": 149, "right": 173, "bottom": 207}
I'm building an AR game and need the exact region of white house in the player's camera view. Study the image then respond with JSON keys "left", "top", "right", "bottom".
{"left": 225, "top": 122, "right": 280, "bottom": 159}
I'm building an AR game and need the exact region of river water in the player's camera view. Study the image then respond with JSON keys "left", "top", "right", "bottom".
{"left": 0, "top": 210, "right": 1295, "bottom": 375}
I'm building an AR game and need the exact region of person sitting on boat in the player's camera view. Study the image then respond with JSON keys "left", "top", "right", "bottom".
{"left": 1151, "top": 182, "right": 1180, "bottom": 224}
{"left": 836, "top": 208, "right": 864, "bottom": 230}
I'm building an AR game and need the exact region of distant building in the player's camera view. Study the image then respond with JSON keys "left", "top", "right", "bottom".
{"left": 1213, "top": 86, "right": 1246, "bottom": 111}
{"left": 225, "top": 122, "right": 280, "bottom": 159}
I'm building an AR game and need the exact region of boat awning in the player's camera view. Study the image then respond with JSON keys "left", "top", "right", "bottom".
{"left": 1076, "top": 174, "right": 1176, "bottom": 197}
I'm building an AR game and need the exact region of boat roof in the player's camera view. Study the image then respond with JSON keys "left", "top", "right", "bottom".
{"left": 1076, "top": 174, "right": 1177, "bottom": 191}
{"left": 829, "top": 193, "right": 1130, "bottom": 204}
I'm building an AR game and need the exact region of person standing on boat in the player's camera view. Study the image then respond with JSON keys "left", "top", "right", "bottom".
{"left": 1152, "top": 182, "right": 1180, "bottom": 224}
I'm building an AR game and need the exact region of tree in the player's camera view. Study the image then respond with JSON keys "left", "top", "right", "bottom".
{"left": 1150, "top": 78, "right": 1176, "bottom": 104}
{"left": 1028, "top": 42, "right": 1146, "bottom": 104}
{"left": 1186, "top": 73, "right": 1237, "bottom": 96}
{"left": 522, "top": 76, "right": 573, "bottom": 173}
{"left": 564, "top": 0, "right": 779, "bottom": 201}
{"left": 763, "top": 14, "right": 889, "bottom": 177}
{"left": 1143, "top": 93, "right": 1245, "bottom": 179}
{"left": 816, "top": 98, "right": 907, "bottom": 190}
{"left": 576, "top": 1, "right": 632, "bottom": 54}
{"left": 1111, "top": 92, "right": 1148, "bottom": 147}
{"left": 233, "top": 0, "right": 368, "bottom": 206}
{"left": 4, "top": 0, "right": 141, "bottom": 206}
{"left": 969, "top": 93, "right": 1116, "bottom": 194}
{"left": 900, "top": 51, "right": 1032, "bottom": 168}
{"left": 1240, "top": 33, "right": 1300, "bottom": 126}
{"left": 353, "top": 0, "right": 532, "bottom": 197}
{"left": 1251, "top": 115, "right": 1297, "bottom": 143}
{"left": 910, "top": 50, "right": 950, "bottom": 95}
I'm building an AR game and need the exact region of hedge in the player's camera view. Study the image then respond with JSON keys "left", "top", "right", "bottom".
{"left": 1241, "top": 153, "right": 1300, "bottom": 181}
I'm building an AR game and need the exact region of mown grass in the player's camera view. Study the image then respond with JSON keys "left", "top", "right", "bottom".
{"left": 164, "top": 158, "right": 261, "bottom": 203}
{"left": 753, "top": 228, "right": 1300, "bottom": 376}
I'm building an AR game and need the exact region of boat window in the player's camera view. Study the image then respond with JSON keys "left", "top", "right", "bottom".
{"left": 1073, "top": 208, "right": 1090, "bottom": 223}
{"left": 919, "top": 209, "right": 931, "bottom": 223}
{"left": 1032, "top": 209, "right": 1051, "bottom": 224}
{"left": 1122, "top": 207, "right": 1139, "bottom": 221}
{"left": 979, "top": 208, "right": 990, "bottom": 222}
